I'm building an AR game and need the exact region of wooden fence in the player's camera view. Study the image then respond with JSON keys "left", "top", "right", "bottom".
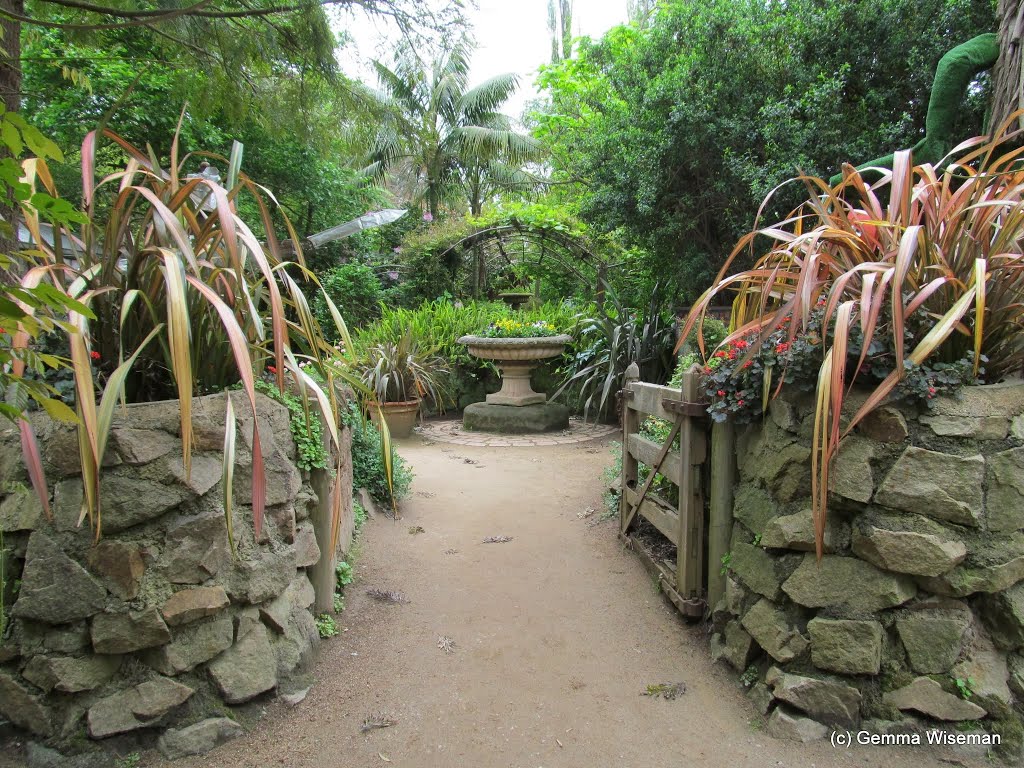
{"left": 619, "top": 363, "right": 736, "bottom": 618}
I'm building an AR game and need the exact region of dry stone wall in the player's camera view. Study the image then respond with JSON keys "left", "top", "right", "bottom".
{"left": 712, "top": 381, "right": 1024, "bottom": 756}
{"left": 0, "top": 391, "right": 353, "bottom": 761}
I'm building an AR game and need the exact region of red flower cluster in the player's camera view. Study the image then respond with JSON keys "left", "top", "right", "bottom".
{"left": 90, "top": 350, "right": 100, "bottom": 361}
{"left": 775, "top": 342, "right": 790, "bottom": 354}
{"left": 267, "top": 365, "right": 277, "bottom": 374}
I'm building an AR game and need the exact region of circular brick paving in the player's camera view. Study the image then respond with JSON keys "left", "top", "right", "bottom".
{"left": 414, "top": 416, "right": 617, "bottom": 447}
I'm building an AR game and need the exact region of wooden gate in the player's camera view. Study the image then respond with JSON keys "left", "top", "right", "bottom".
{"left": 618, "top": 363, "right": 712, "bottom": 618}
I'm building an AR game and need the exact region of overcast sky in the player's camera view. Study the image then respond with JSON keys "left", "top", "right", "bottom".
{"left": 336, "top": 0, "right": 629, "bottom": 120}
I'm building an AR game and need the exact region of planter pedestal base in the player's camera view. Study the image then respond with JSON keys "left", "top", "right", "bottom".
{"left": 462, "top": 402, "right": 569, "bottom": 434}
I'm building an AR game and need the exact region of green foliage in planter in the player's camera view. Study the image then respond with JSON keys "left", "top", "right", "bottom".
{"left": 315, "top": 613, "right": 339, "bottom": 638}
{"left": 345, "top": 401, "right": 412, "bottom": 505}
{"left": 252, "top": 379, "right": 328, "bottom": 471}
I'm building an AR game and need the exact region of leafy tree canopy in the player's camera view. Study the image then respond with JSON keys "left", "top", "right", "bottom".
{"left": 533, "top": 0, "right": 996, "bottom": 304}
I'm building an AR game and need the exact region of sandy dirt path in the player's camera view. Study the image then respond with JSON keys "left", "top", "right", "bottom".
{"left": 156, "top": 435, "right": 982, "bottom": 768}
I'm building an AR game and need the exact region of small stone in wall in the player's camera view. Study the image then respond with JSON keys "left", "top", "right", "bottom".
{"left": 986, "top": 447, "right": 1024, "bottom": 533}
{"left": 0, "top": 671, "right": 52, "bottom": 737}
{"left": 161, "top": 586, "right": 230, "bottom": 627}
{"left": 142, "top": 613, "right": 234, "bottom": 676}
{"left": 732, "top": 485, "right": 778, "bottom": 536}
{"left": 91, "top": 607, "right": 171, "bottom": 654}
{"left": 740, "top": 599, "right": 808, "bottom": 663}
{"left": 87, "top": 678, "right": 194, "bottom": 738}
{"left": 858, "top": 407, "right": 909, "bottom": 443}
{"left": 292, "top": 522, "right": 320, "bottom": 569}
{"left": 710, "top": 620, "right": 755, "bottom": 672}
{"left": 208, "top": 623, "right": 278, "bottom": 704}
{"left": 980, "top": 582, "right": 1024, "bottom": 650}
{"left": 782, "top": 554, "right": 916, "bottom": 613}
{"left": 157, "top": 717, "right": 244, "bottom": 760}
{"left": 11, "top": 532, "right": 107, "bottom": 625}
{"left": 950, "top": 631, "right": 1012, "bottom": 717}
{"left": 760, "top": 507, "right": 850, "bottom": 554}
{"left": 766, "top": 706, "right": 828, "bottom": 742}
{"left": 165, "top": 513, "right": 232, "bottom": 585}
{"left": 808, "top": 618, "right": 882, "bottom": 675}
{"left": 22, "top": 654, "right": 121, "bottom": 693}
{"left": 917, "top": 533, "right": 1024, "bottom": 597}
{"left": 895, "top": 601, "right": 972, "bottom": 674}
{"left": 110, "top": 427, "right": 178, "bottom": 465}
{"left": 875, "top": 447, "right": 984, "bottom": 528}
{"left": 87, "top": 540, "right": 147, "bottom": 600}
{"left": 920, "top": 414, "right": 1008, "bottom": 440}
{"left": 882, "top": 677, "right": 986, "bottom": 721}
{"left": 829, "top": 436, "right": 876, "bottom": 504}
{"left": 0, "top": 487, "right": 44, "bottom": 533}
{"left": 765, "top": 667, "right": 862, "bottom": 728}
{"left": 851, "top": 516, "right": 967, "bottom": 577}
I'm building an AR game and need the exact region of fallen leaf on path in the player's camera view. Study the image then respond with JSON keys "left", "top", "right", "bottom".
{"left": 408, "top": 525, "right": 425, "bottom": 535}
{"left": 462, "top": 457, "right": 477, "bottom": 464}
{"left": 444, "top": 548, "right": 459, "bottom": 555}
{"left": 379, "top": 752, "right": 391, "bottom": 762}
{"left": 642, "top": 682, "right": 686, "bottom": 700}
{"left": 556, "top": 739, "right": 563, "bottom": 748}
{"left": 366, "top": 588, "right": 409, "bottom": 604}
{"left": 437, "top": 635, "right": 456, "bottom": 653}
{"left": 577, "top": 507, "right": 596, "bottom": 519}
{"left": 361, "top": 712, "right": 397, "bottom": 733}
{"left": 482, "top": 535, "right": 513, "bottom": 544}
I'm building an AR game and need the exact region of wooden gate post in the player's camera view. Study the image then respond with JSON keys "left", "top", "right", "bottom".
{"left": 707, "top": 419, "right": 736, "bottom": 610}
{"left": 619, "top": 362, "right": 641, "bottom": 534}
{"left": 676, "top": 365, "right": 704, "bottom": 598}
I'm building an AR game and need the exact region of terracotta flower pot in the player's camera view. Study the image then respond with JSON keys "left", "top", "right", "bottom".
{"left": 369, "top": 399, "right": 420, "bottom": 438}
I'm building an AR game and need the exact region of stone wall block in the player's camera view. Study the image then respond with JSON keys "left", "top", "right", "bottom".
{"left": 11, "top": 532, "right": 107, "bottom": 625}
{"left": 766, "top": 706, "right": 828, "bottom": 742}
{"left": 761, "top": 507, "right": 849, "bottom": 553}
{"left": 87, "top": 678, "right": 194, "bottom": 738}
{"left": 22, "top": 654, "right": 121, "bottom": 693}
{"left": 157, "top": 717, "right": 244, "bottom": 760}
{"left": 164, "top": 513, "right": 232, "bottom": 584}
{"left": 851, "top": 516, "right": 967, "bottom": 577}
{"left": 740, "top": 599, "right": 809, "bottom": 663}
{"left": 874, "top": 447, "right": 983, "bottom": 527}
{"left": 808, "top": 618, "right": 882, "bottom": 675}
{"left": 858, "top": 407, "right": 909, "bottom": 443}
{"left": 161, "top": 586, "right": 230, "bottom": 627}
{"left": 0, "top": 487, "right": 45, "bottom": 533}
{"left": 87, "top": 540, "right": 147, "bottom": 600}
{"left": 0, "top": 671, "right": 53, "bottom": 736}
{"left": 765, "top": 667, "right": 862, "bottom": 727}
{"left": 986, "top": 447, "right": 1024, "bottom": 533}
{"left": 732, "top": 484, "right": 779, "bottom": 535}
{"left": 920, "top": 414, "right": 1008, "bottom": 440}
{"left": 782, "top": 554, "right": 916, "bottom": 614}
{"left": 142, "top": 613, "right": 234, "bottom": 676}
{"left": 208, "top": 623, "right": 278, "bottom": 704}
{"left": 829, "top": 436, "right": 876, "bottom": 504}
{"left": 739, "top": 421, "right": 811, "bottom": 502}
{"left": 895, "top": 600, "right": 972, "bottom": 674}
{"left": 883, "top": 677, "right": 986, "bottom": 721}
{"left": 710, "top": 619, "right": 756, "bottom": 671}
{"left": 917, "top": 533, "right": 1024, "bottom": 597}
{"left": 980, "top": 582, "right": 1024, "bottom": 650}
{"left": 91, "top": 608, "right": 171, "bottom": 654}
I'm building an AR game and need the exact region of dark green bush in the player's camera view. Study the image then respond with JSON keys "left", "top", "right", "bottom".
{"left": 313, "top": 263, "right": 385, "bottom": 336}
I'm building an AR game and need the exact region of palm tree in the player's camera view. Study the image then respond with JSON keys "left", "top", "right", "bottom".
{"left": 365, "top": 43, "right": 543, "bottom": 217}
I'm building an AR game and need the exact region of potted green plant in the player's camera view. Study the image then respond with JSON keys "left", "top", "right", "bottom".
{"left": 358, "top": 331, "right": 450, "bottom": 437}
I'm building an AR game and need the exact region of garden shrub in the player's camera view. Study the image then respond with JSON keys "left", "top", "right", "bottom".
{"left": 312, "top": 263, "right": 385, "bottom": 337}
{"left": 345, "top": 402, "right": 413, "bottom": 505}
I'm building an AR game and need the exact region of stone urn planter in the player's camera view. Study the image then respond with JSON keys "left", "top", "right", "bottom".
{"left": 457, "top": 335, "right": 572, "bottom": 433}
{"left": 369, "top": 399, "right": 420, "bottom": 439}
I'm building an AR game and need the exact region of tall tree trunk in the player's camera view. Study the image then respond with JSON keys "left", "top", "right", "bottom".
{"left": 0, "top": 1, "right": 21, "bottom": 268}
{"left": 992, "top": 0, "right": 1024, "bottom": 134}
